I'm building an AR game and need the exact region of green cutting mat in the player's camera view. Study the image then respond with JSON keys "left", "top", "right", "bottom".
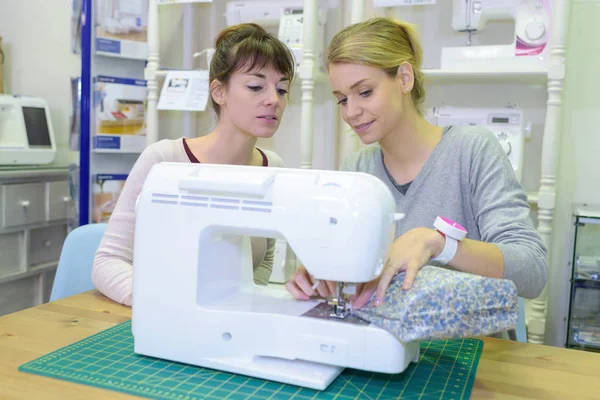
{"left": 19, "top": 320, "right": 483, "bottom": 399}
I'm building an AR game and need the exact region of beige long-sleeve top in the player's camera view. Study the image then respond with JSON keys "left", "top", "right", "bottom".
{"left": 91, "top": 137, "right": 285, "bottom": 306}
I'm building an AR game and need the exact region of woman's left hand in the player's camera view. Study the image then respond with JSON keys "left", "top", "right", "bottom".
{"left": 351, "top": 227, "right": 445, "bottom": 309}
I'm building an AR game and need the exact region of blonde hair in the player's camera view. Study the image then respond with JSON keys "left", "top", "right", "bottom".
{"left": 327, "top": 17, "right": 426, "bottom": 114}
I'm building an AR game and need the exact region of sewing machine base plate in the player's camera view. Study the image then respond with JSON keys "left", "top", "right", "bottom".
{"left": 301, "top": 301, "right": 371, "bottom": 325}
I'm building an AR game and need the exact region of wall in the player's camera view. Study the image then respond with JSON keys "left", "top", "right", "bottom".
{"left": 545, "top": 0, "right": 600, "bottom": 348}
{"left": 0, "top": 0, "right": 81, "bottom": 167}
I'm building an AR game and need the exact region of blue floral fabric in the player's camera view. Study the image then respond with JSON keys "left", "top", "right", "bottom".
{"left": 354, "top": 265, "right": 519, "bottom": 342}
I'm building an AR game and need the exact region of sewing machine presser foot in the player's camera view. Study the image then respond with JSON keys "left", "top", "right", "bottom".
{"left": 328, "top": 282, "right": 354, "bottom": 319}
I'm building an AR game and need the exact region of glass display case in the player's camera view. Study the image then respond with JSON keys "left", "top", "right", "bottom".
{"left": 566, "top": 204, "right": 600, "bottom": 351}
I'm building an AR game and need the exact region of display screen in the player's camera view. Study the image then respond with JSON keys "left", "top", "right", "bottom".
{"left": 22, "top": 106, "right": 52, "bottom": 148}
{"left": 492, "top": 117, "right": 510, "bottom": 124}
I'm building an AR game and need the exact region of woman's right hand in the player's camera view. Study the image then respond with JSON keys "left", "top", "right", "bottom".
{"left": 285, "top": 265, "right": 337, "bottom": 300}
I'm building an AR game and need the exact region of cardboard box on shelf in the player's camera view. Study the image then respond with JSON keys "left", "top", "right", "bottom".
{"left": 92, "top": 174, "right": 128, "bottom": 223}
{"left": 95, "top": 0, "right": 149, "bottom": 60}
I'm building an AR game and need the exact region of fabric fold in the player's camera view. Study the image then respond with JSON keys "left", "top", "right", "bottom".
{"left": 354, "top": 265, "right": 519, "bottom": 342}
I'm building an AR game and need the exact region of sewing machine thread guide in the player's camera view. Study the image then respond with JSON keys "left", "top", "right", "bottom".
{"left": 18, "top": 319, "right": 483, "bottom": 399}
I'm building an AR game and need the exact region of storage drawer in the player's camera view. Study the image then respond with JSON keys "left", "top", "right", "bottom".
{"left": 2, "top": 182, "right": 45, "bottom": 228}
{"left": 0, "top": 231, "right": 24, "bottom": 278}
{"left": 0, "top": 276, "right": 36, "bottom": 317}
{"left": 47, "top": 180, "right": 71, "bottom": 221}
{"left": 29, "top": 225, "right": 67, "bottom": 266}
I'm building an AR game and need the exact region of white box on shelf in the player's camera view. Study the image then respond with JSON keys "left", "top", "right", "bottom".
{"left": 92, "top": 174, "right": 128, "bottom": 223}
{"left": 92, "top": 75, "right": 147, "bottom": 153}
{"left": 95, "top": 0, "right": 149, "bottom": 60}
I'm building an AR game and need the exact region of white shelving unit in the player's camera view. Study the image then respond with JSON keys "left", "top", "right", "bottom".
{"left": 143, "top": 0, "right": 570, "bottom": 345}
{"left": 423, "top": 69, "right": 549, "bottom": 85}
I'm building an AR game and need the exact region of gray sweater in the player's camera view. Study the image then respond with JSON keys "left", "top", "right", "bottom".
{"left": 341, "top": 125, "right": 548, "bottom": 299}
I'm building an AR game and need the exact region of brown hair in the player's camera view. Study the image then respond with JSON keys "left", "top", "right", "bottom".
{"left": 209, "top": 23, "right": 296, "bottom": 116}
{"left": 326, "top": 17, "right": 426, "bottom": 114}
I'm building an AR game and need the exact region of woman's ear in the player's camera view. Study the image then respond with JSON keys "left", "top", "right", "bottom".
{"left": 210, "top": 79, "right": 226, "bottom": 106}
{"left": 396, "top": 62, "right": 414, "bottom": 93}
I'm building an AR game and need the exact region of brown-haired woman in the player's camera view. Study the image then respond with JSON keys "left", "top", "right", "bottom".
{"left": 286, "top": 17, "right": 547, "bottom": 313}
{"left": 92, "top": 23, "right": 296, "bottom": 306}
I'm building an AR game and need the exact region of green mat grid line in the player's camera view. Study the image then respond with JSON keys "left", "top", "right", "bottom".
{"left": 18, "top": 320, "right": 483, "bottom": 400}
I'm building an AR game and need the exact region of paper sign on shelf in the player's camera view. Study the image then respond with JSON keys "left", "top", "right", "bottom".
{"left": 373, "top": 0, "right": 436, "bottom": 6}
{"left": 158, "top": 70, "right": 209, "bottom": 111}
{"left": 157, "top": 0, "right": 212, "bottom": 4}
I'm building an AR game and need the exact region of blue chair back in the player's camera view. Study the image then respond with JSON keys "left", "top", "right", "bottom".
{"left": 516, "top": 297, "right": 527, "bottom": 342}
{"left": 50, "top": 223, "right": 107, "bottom": 302}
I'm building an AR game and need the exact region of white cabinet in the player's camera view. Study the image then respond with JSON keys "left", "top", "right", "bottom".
{"left": 0, "top": 167, "right": 72, "bottom": 316}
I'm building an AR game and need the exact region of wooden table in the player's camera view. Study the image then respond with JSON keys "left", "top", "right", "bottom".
{"left": 1, "top": 290, "right": 600, "bottom": 399}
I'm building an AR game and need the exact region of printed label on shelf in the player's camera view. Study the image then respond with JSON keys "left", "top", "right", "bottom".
{"left": 93, "top": 135, "right": 146, "bottom": 153}
{"left": 94, "top": 76, "right": 147, "bottom": 87}
{"left": 96, "top": 38, "right": 121, "bottom": 54}
{"left": 95, "top": 174, "right": 130, "bottom": 181}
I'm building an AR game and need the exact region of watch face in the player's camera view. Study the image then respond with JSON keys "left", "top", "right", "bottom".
{"left": 439, "top": 216, "right": 466, "bottom": 232}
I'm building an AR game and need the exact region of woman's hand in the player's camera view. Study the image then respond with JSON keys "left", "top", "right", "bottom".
{"left": 285, "top": 265, "right": 337, "bottom": 300}
{"left": 351, "top": 227, "right": 444, "bottom": 309}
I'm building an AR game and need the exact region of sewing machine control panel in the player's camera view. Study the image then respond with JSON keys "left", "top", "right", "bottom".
{"left": 278, "top": 8, "right": 304, "bottom": 47}
{"left": 515, "top": 0, "right": 550, "bottom": 46}
{"left": 487, "top": 113, "right": 521, "bottom": 156}
{"left": 432, "top": 107, "right": 526, "bottom": 181}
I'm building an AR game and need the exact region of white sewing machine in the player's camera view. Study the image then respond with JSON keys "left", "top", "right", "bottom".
{"left": 0, "top": 94, "right": 56, "bottom": 165}
{"left": 224, "top": 0, "right": 329, "bottom": 68}
{"left": 131, "top": 163, "right": 420, "bottom": 390}
{"left": 431, "top": 106, "right": 529, "bottom": 182}
{"left": 441, "top": 0, "right": 552, "bottom": 72}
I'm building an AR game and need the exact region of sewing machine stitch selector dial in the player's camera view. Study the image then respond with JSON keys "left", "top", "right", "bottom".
{"left": 525, "top": 21, "right": 545, "bottom": 41}
{"left": 497, "top": 132, "right": 512, "bottom": 156}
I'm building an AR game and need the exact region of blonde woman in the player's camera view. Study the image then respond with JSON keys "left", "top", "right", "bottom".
{"left": 286, "top": 17, "right": 548, "bottom": 310}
